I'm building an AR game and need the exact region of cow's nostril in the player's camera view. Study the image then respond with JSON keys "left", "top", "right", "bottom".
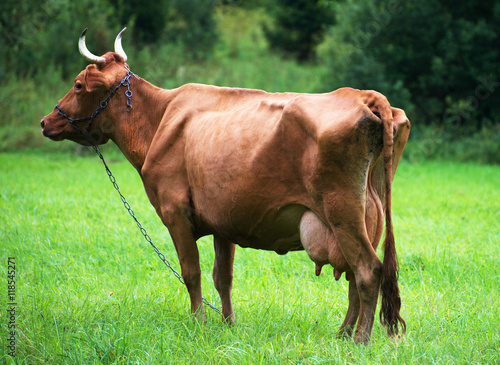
{"left": 41, "top": 119, "right": 45, "bottom": 128}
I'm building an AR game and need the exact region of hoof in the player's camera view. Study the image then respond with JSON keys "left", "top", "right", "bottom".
{"left": 336, "top": 325, "right": 354, "bottom": 340}
{"left": 353, "top": 331, "right": 371, "bottom": 345}
{"left": 222, "top": 314, "right": 235, "bottom": 325}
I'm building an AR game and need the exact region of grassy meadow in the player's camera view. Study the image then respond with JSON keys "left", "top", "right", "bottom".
{"left": 1, "top": 6, "right": 499, "bottom": 364}
{"left": 0, "top": 151, "right": 499, "bottom": 364}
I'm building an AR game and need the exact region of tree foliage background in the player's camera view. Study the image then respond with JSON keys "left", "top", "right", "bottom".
{"left": 0, "top": 0, "right": 217, "bottom": 78}
{"left": 320, "top": 0, "right": 500, "bottom": 133}
{"left": 1, "top": 0, "right": 499, "bottom": 162}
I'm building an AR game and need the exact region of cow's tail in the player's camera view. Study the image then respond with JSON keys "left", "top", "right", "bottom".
{"left": 364, "top": 91, "right": 406, "bottom": 337}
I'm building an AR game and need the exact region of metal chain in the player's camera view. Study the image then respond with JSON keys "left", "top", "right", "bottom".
{"left": 56, "top": 69, "right": 221, "bottom": 315}
{"left": 92, "top": 144, "right": 221, "bottom": 314}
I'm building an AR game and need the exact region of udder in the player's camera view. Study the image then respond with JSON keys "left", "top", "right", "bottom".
{"left": 299, "top": 210, "right": 350, "bottom": 280}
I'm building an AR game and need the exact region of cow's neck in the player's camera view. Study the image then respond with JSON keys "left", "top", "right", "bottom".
{"left": 109, "top": 78, "right": 171, "bottom": 172}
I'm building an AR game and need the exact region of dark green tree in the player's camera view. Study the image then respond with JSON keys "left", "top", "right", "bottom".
{"left": 264, "top": 0, "right": 335, "bottom": 62}
{"left": 112, "top": 0, "right": 169, "bottom": 45}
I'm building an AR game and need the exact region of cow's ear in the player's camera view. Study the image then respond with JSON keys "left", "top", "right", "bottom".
{"left": 84, "top": 65, "right": 114, "bottom": 92}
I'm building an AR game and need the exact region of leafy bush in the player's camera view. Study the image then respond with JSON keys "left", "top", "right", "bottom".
{"left": 404, "top": 123, "right": 500, "bottom": 164}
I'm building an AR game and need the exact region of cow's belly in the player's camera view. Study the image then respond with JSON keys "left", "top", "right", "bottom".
{"left": 207, "top": 206, "right": 350, "bottom": 277}
{"left": 202, "top": 204, "right": 308, "bottom": 254}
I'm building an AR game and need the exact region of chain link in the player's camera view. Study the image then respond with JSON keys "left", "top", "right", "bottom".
{"left": 56, "top": 69, "right": 221, "bottom": 315}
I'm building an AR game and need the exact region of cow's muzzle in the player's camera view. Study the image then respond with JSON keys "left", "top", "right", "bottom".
{"left": 41, "top": 118, "right": 63, "bottom": 140}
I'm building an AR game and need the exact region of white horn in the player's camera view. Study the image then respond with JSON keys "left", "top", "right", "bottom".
{"left": 114, "top": 27, "right": 128, "bottom": 62}
{"left": 79, "top": 28, "right": 106, "bottom": 63}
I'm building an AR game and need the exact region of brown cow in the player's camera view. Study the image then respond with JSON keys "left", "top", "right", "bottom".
{"left": 41, "top": 29, "right": 410, "bottom": 343}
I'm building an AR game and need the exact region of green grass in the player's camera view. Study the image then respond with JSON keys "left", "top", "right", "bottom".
{"left": 1, "top": 150, "right": 499, "bottom": 364}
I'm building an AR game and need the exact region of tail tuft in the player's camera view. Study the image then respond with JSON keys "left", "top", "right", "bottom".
{"left": 379, "top": 225, "right": 406, "bottom": 336}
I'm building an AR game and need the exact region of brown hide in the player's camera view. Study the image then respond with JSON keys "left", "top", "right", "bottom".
{"left": 41, "top": 54, "right": 410, "bottom": 343}
{"left": 144, "top": 86, "right": 408, "bottom": 248}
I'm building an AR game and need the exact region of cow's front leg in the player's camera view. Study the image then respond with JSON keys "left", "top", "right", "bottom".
{"left": 163, "top": 208, "right": 205, "bottom": 321}
{"left": 213, "top": 235, "right": 236, "bottom": 323}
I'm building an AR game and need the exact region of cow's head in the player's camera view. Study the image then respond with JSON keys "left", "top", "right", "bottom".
{"left": 41, "top": 28, "right": 131, "bottom": 146}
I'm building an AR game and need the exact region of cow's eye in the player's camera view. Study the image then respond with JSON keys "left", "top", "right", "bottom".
{"left": 75, "top": 82, "right": 83, "bottom": 90}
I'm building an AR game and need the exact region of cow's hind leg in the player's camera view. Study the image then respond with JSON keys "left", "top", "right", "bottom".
{"left": 337, "top": 276, "right": 360, "bottom": 338}
{"left": 299, "top": 209, "right": 374, "bottom": 342}
{"left": 299, "top": 211, "right": 364, "bottom": 339}
{"left": 324, "top": 196, "right": 383, "bottom": 343}
{"left": 335, "top": 226, "right": 382, "bottom": 343}
{"left": 213, "top": 235, "right": 236, "bottom": 323}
